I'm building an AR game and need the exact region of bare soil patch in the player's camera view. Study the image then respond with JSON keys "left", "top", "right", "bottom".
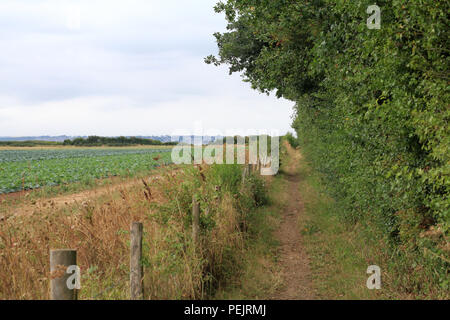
{"left": 1, "top": 167, "right": 179, "bottom": 218}
{"left": 271, "top": 144, "right": 315, "bottom": 300}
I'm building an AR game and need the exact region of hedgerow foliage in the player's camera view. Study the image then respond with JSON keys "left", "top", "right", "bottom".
{"left": 207, "top": 0, "right": 449, "bottom": 295}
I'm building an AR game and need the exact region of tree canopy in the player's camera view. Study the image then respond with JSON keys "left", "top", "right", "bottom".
{"left": 207, "top": 0, "right": 449, "bottom": 294}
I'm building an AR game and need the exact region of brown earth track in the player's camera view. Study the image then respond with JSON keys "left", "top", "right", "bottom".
{"left": 271, "top": 144, "right": 315, "bottom": 300}
{"left": 1, "top": 167, "right": 180, "bottom": 218}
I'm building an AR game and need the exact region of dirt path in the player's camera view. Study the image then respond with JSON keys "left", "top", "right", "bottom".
{"left": 271, "top": 144, "right": 315, "bottom": 300}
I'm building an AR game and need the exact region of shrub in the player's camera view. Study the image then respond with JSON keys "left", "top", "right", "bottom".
{"left": 285, "top": 132, "right": 299, "bottom": 149}
{"left": 208, "top": 0, "right": 449, "bottom": 296}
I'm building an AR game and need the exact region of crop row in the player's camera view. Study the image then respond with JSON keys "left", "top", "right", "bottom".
{"left": 0, "top": 148, "right": 169, "bottom": 162}
{"left": 0, "top": 151, "right": 172, "bottom": 194}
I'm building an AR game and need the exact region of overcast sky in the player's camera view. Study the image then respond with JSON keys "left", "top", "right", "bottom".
{"left": 0, "top": 0, "right": 294, "bottom": 137}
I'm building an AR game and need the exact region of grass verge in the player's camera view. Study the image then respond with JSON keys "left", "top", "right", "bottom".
{"left": 294, "top": 146, "right": 449, "bottom": 299}
{"left": 213, "top": 174, "right": 284, "bottom": 299}
{"left": 295, "top": 154, "right": 384, "bottom": 299}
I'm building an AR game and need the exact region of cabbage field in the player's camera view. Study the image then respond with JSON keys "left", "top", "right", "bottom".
{"left": 0, "top": 148, "right": 172, "bottom": 194}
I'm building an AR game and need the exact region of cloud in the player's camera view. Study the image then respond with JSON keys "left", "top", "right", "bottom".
{"left": 0, "top": 0, "right": 295, "bottom": 136}
{"left": 0, "top": 93, "right": 294, "bottom": 136}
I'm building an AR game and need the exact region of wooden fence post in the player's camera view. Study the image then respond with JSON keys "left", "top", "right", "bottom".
{"left": 130, "top": 222, "right": 144, "bottom": 300}
{"left": 50, "top": 249, "right": 77, "bottom": 300}
{"left": 241, "top": 165, "right": 247, "bottom": 184}
{"left": 192, "top": 196, "right": 200, "bottom": 245}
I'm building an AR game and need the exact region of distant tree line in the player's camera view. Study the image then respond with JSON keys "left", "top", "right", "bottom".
{"left": 219, "top": 135, "right": 276, "bottom": 144}
{"left": 0, "top": 140, "right": 62, "bottom": 147}
{"left": 62, "top": 136, "right": 178, "bottom": 147}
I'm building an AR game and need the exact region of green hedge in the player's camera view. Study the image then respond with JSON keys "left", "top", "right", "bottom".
{"left": 208, "top": 0, "right": 449, "bottom": 295}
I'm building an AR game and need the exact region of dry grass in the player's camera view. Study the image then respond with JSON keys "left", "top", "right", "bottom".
{"left": 0, "top": 164, "right": 255, "bottom": 300}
